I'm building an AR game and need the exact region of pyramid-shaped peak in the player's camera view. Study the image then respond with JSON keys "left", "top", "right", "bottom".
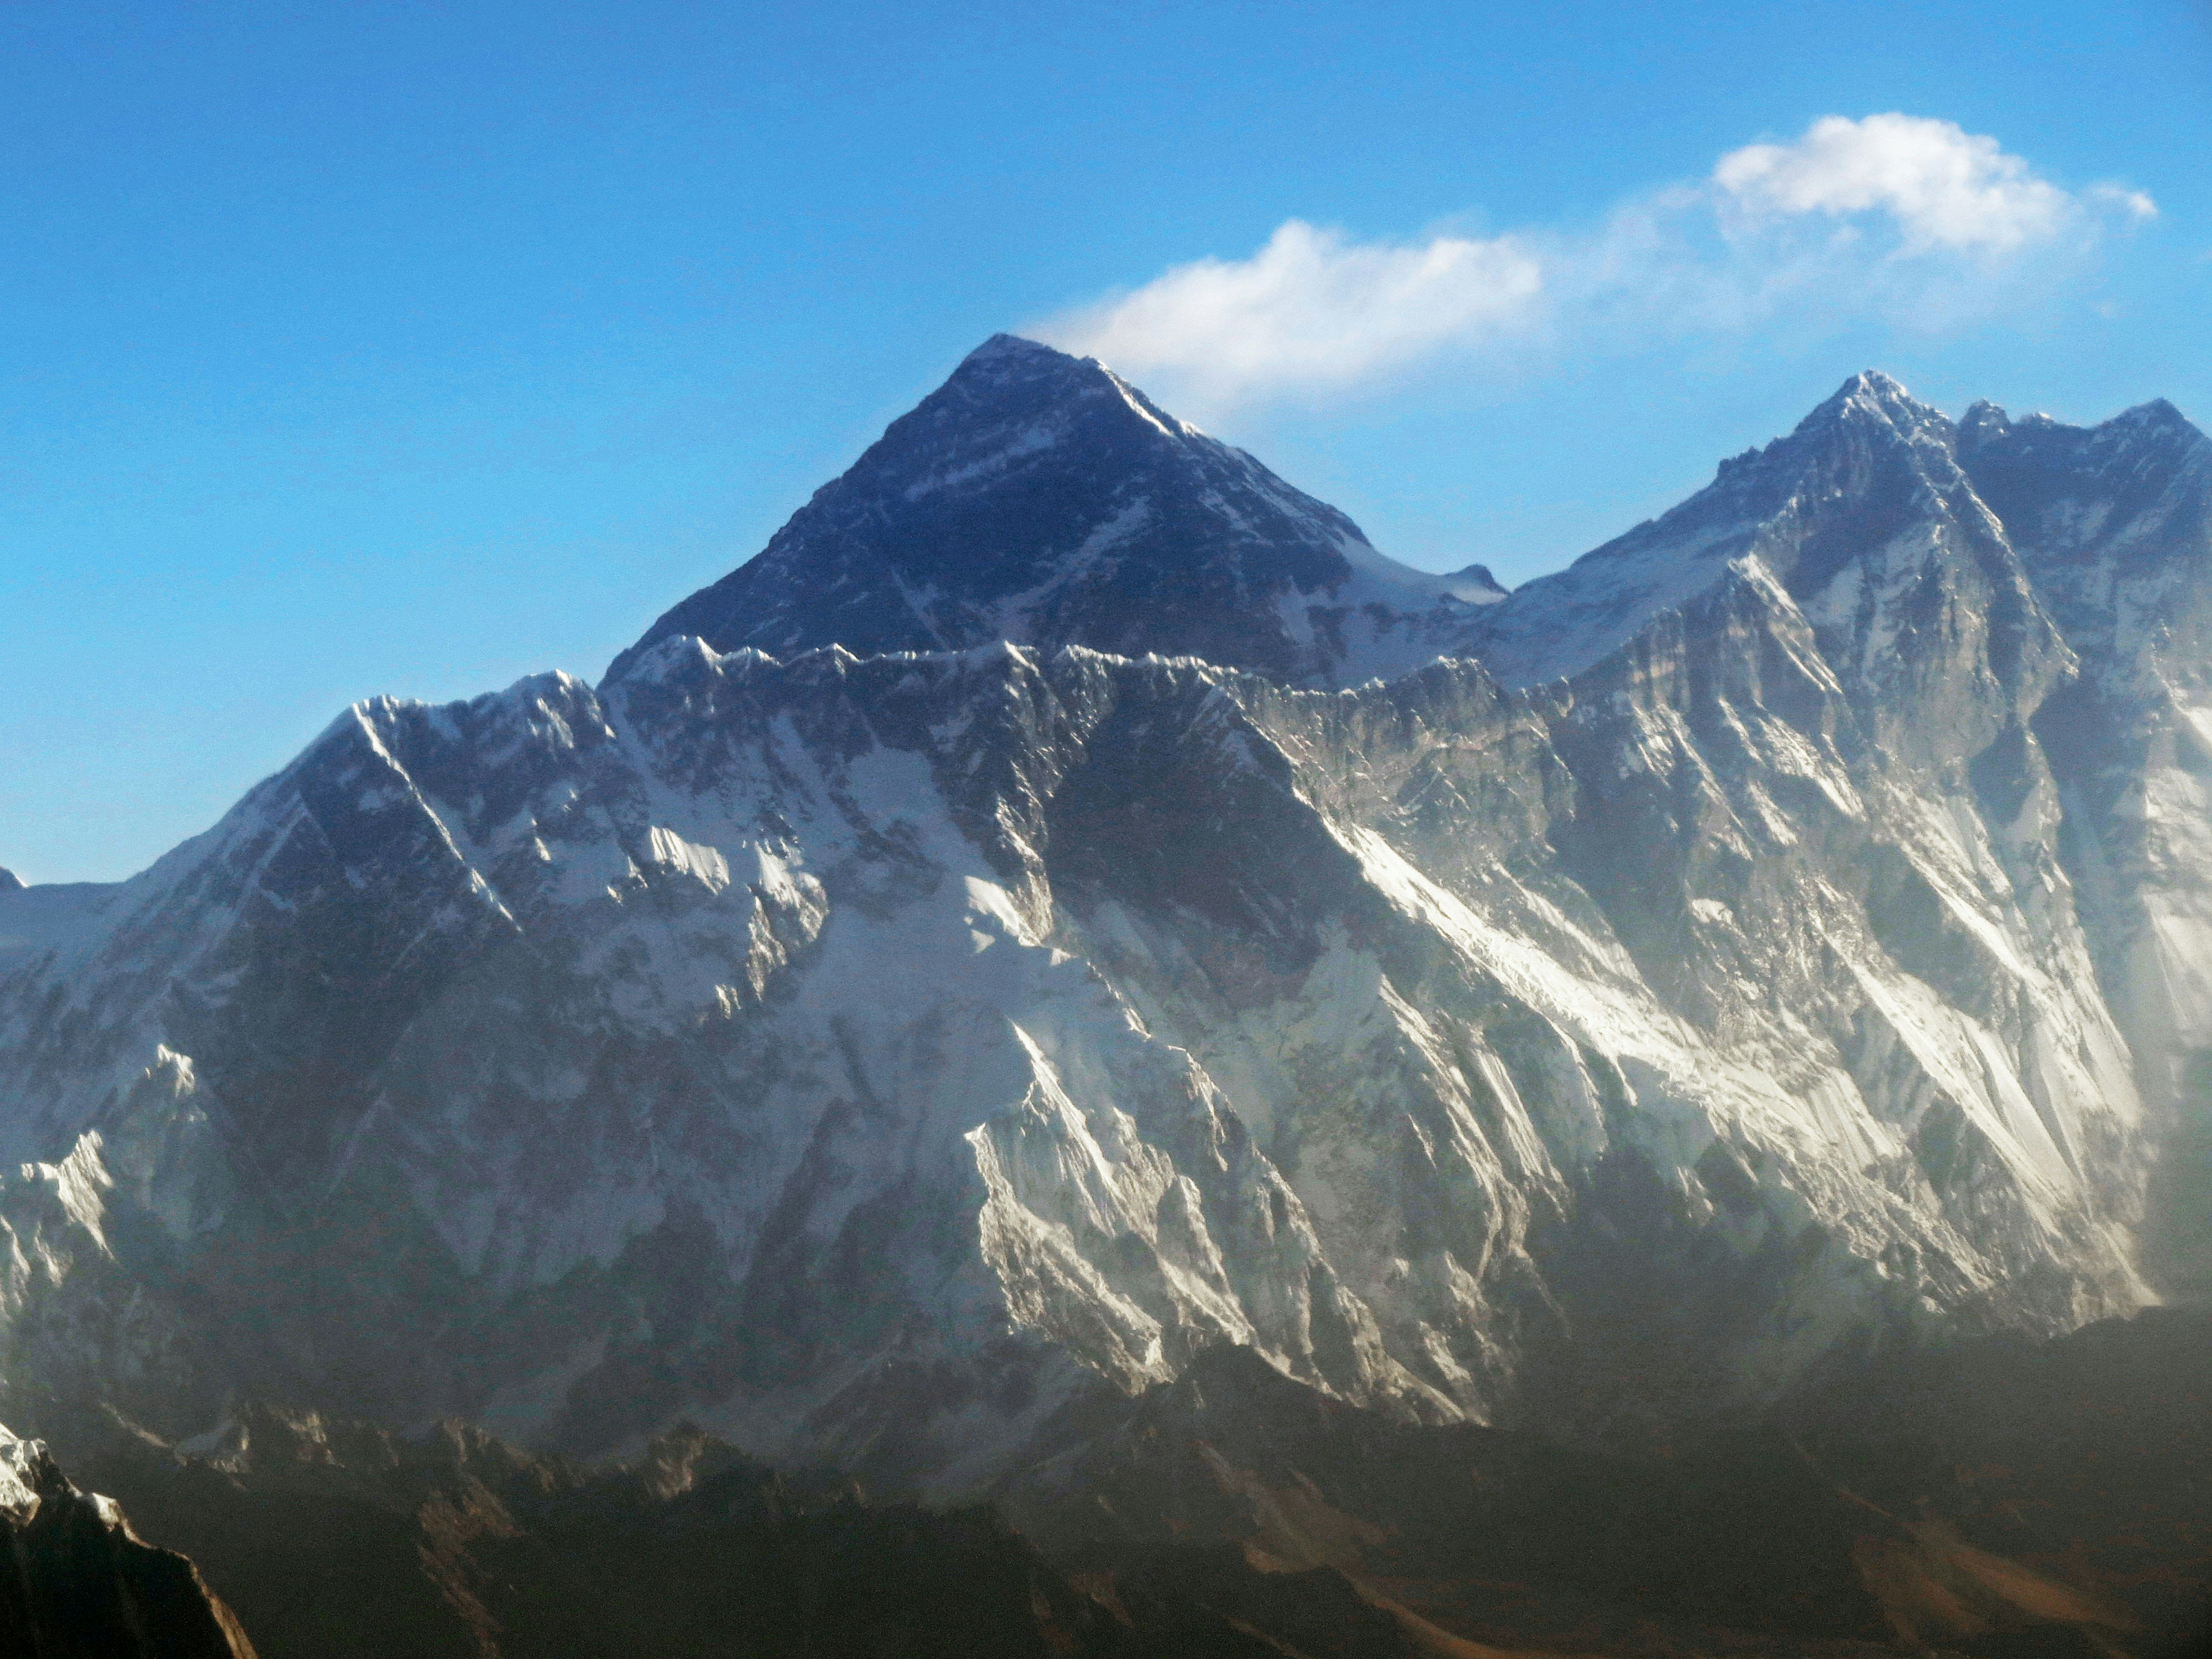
{"left": 2109, "top": 397, "right": 2202, "bottom": 439}
{"left": 607, "top": 336, "right": 1474, "bottom": 686}
{"left": 0, "top": 868, "right": 21, "bottom": 893}
{"left": 1843, "top": 368, "right": 1911, "bottom": 399}
{"left": 950, "top": 333, "right": 1100, "bottom": 389}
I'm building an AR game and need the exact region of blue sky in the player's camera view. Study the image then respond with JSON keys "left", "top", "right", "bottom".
{"left": 4, "top": 1, "right": 2208, "bottom": 883}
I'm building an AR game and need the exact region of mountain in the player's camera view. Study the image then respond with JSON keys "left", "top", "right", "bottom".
{"left": 1462, "top": 372, "right": 2064, "bottom": 759}
{"left": 610, "top": 335, "right": 1502, "bottom": 688}
{"left": 1462, "top": 373, "right": 2212, "bottom": 1297}
{"left": 1956, "top": 396, "right": 2212, "bottom": 1088}
{"left": 0, "top": 353, "right": 2199, "bottom": 1511}
{"left": 0, "top": 1423, "right": 257, "bottom": 1657}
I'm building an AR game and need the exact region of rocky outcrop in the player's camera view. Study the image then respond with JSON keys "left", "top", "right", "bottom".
{"left": 75, "top": 1402, "right": 1421, "bottom": 1659}
{"left": 0, "top": 1425, "right": 256, "bottom": 1658}
{"left": 78, "top": 1310, "right": 2212, "bottom": 1659}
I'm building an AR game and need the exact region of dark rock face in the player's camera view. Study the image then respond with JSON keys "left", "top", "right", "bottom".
{"left": 0, "top": 1428, "right": 256, "bottom": 1658}
{"left": 611, "top": 335, "right": 1500, "bottom": 687}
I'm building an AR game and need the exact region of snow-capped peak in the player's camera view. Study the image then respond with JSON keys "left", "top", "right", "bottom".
{"left": 2106, "top": 396, "right": 2205, "bottom": 444}
{"left": 608, "top": 335, "right": 1488, "bottom": 688}
{"left": 1438, "top": 563, "right": 1509, "bottom": 604}
{"left": 1456, "top": 368, "right": 1986, "bottom": 687}
{"left": 1790, "top": 370, "right": 1953, "bottom": 452}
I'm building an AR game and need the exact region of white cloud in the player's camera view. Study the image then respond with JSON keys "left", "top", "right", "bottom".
{"left": 1711, "top": 114, "right": 2072, "bottom": 252}
{"left": 2087, "top": 181, "right": 2159, "bottom": 222}
{"left": 1043, "top": 221, "right": 1541, "bottom": 406}
{"left": 1038, "top": 115, "right": 2155, "bottom": 410}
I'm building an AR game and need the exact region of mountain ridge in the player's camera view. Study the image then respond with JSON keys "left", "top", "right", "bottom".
{"left": 0, "top": 344, "right": 2202, "bottom": 1506}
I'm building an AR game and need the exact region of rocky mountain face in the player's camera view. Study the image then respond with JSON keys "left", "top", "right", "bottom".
{"left": 612, "top": 335, "right": 1502, "bottom": 688}
{"left": 0, "top": 347, "right": 2199, "bottom": 1508}
{"left": 1462, "top": 372, "right": 2212, "bottom": 1297}
{"left": 1955, "top": 399, "right": 2212, "bottom": 1086}
{"left": 0, "top": 1424, "right": 257, "bottom": 1657}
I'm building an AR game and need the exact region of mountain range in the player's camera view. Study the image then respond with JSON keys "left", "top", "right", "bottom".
{"left": 1, "top": 336, "right": 2207, "bottom": 1651}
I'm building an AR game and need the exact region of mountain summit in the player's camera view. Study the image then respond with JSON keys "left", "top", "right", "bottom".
{"left": 1459, "top": 368, "right": 1995, "bottom": 691}
{"left": 610, "top": 335, "right": 1501, "bottom": 685}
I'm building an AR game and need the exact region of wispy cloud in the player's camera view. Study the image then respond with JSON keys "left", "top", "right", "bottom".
{"left": 1038, "top": 115, "right": 2156, "bottom": 410}
{"left": 2085, "top": 182, "right": 2158, "bottom": 223}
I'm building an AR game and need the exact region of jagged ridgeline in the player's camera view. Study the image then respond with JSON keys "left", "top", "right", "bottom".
{"left": 1, "top": 340, "right": 2206, "bottom": 1493}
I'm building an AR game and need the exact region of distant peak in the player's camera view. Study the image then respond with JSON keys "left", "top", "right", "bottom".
{"left": 0, "top": 868, "right": 20, "bottom": 893}
{"left": 1830, "top": 369, "right": 1922, "bottom": 412}
{"left": 2111, "top": 397, "right": 2198, "bottom": 435}
{"left": 1960, "top": 396, "right": 2202, "bottom": 454}
{"left": 944, "top": 332, "right": 1181, "bottom": 425}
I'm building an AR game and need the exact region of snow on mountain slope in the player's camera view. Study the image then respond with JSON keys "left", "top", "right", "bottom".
{"left": 1455, "top": 366, "right": 2209, "bottom": 1260}
{"left": 0, "top": 356, "right": 2188, "bottom": 1489}
{"left": 1958, "top": 399, "right": 2212, "bottom": 1090}
{"left": 0, "top": 622, "right": 2147, "bottom": 1483}
{"left": 1461, "top": 374, "right": 2062, "bottom": 731}
{"left": 611, "top": 336, "right": 1499, "bottom": 689}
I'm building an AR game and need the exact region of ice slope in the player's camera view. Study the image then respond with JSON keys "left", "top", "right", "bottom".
{"left": 611, "top": 335, "right": 1501, "bottom": 690}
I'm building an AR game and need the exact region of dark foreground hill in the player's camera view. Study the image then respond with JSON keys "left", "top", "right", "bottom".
{"left": 0, "top": 1426, "right": 254, "bottom": 1658}
{"left": 59, "top": 1308, "right": 2212, "bottom": 1659}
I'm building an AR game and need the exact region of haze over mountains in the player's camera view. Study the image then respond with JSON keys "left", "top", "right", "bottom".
{"left": 0, "top": 335, "right": 2207, "bottom": 1652}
